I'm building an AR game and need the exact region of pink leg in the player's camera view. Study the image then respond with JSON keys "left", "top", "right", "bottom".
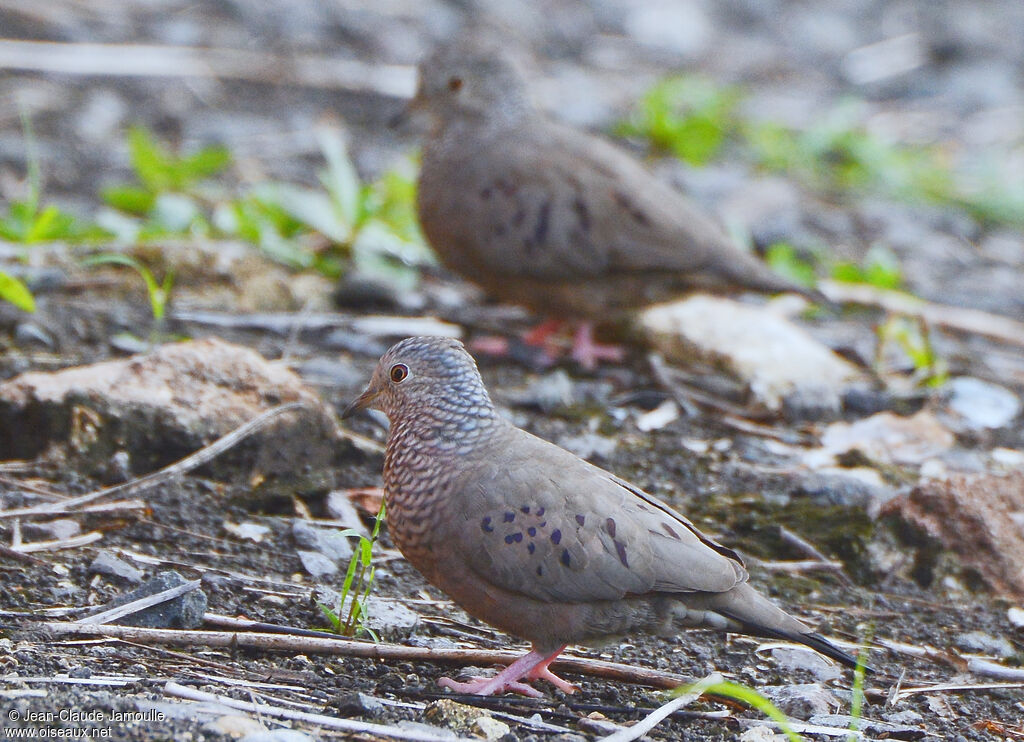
{"left": 437, "top": 645, "right": 577, "bottom": 697}
{"left": 522, "top": 318, "right": 566, "bottom": 348}
{"left": 570, "top": 323, "right": 625, "bottom": 370}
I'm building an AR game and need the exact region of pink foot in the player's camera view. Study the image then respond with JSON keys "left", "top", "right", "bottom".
{"left": 437, "top": 645, "right": 576, "bottom": 697}
{"left": 570, "top": 323, "right": 625, "bottom": 370}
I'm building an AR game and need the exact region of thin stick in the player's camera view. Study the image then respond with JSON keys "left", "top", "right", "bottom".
{"left": 163, "top": 682, "right": 471, "bottom": 741}
{"left": 39, "top": 622, "right": 695, "bottom": 690}
{"left": 80, "top": 579, "right": 203, "bottom": 625}
{"left": 601, "top": 673, "right": 722, "bottom": 742}
{"left": 893, "top": 680, "right": 1024, "bottom": 702}
{"left": 0, "top": 403, "right": 304, "bottom": 519}
{"left": 0, "top": 40, "right": 416, "bottom": 98}
{"left": 12, "top": 531, "right": 102, "bottom": 552}
{"left": 820, "top": 279, "right": 1024, "bottom": 347}
{"left": 756, "top": 559, "right": 848, "bottom": 575}
{"left": 967, "top": 658, "right": 1024, "bottom": 681}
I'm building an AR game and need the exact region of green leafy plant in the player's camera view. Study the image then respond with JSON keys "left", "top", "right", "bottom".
{"left": 102, "top": 126, "right": 231, "bottom": 214}
{"left": 83, "top": 253, "right": 173, "bottom": 323}
{"left": 0, "top": 272, "right": 36, "bottom": 312}
{"left": 319, "top": 500, "right": 386, "bottom": 640}
{"left": 765, "top": 243, "right": 819, "bottom": 288}
{"left": 616, "top": 75, "right": 740, "bottom": 166}
{"left": 622, "top": 78, "right": 1024, "bottom": 228}
{"left": 671, "top": 676, "right": 801, "bottom": 742}
{"left": 831, "top": 245, "right": 903, "bottom": 290}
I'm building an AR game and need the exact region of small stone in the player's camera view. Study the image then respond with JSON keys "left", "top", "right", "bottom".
{"left": 25, "top": 519, "right": 82, "bottom": 541}
{"left": 1008, "top": 607, "right": 1024, "bottom": 628}
{"left": 93, "top": 569, "right": 206, "bottom": 628}
{"left": 946, "top": 377, "right": 1021, "bottom": 431}
{"left": 297, "top": 550, "right": 338, "bottom": 578}
{"left": 292, "top": 520, "right": 355, "bottom": 563}
{"left": 635, "top": 399, "right": 679, "bottom": 432}
{"left": 224, "top": 521, "right": 271, "bottom": 543}
{"left": 739, "top": 727, "right": 781, "bottom": 741}
{"left": 473, "top": 716, "right": 511, "bottom": 740}
{"left": 89, "top": 551, "right": 144, "bottom": 584}
{"left": 67, "top": 666, "right": 92, "bottom": 679}
{"left": 771, "top": 647, "right": 842, "bottom": 681}
{"left": 955, "top": 630, "right": 1015, "bottom": 658}
{"left": 761, "top": 683, "right": 840, "bottom": 719}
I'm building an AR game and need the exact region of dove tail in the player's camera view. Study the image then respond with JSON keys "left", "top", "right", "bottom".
{"left": 706, "top": 583, "right": 872, "bottom": 673}
{"left": 715, "top": 608, "right": 872, "bottom": 673}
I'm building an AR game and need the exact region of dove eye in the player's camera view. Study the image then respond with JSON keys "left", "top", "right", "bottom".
{"left": 447, "top": 75, "right": 463, "bottom": 92}
{"left": 389, "top": 363, "right": 409, "bottom": 383}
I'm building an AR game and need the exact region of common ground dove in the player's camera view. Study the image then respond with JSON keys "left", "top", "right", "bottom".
{"left": 411, "top": 38, "right": 820, "bottom": 366}
{"left": 344, "top": 336, "right": 863, "bottom": 696}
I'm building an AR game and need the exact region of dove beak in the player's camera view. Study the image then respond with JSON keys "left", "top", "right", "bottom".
{"left": 388, "top": 91, "right": 428, "bottom": 129}
{"left": 342, "top": 384, "right": 381, "bottom": 419}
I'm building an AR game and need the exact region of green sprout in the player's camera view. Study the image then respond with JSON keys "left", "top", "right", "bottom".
{"left": 876, "top": 315, "right": 948, "bottom": 387}
{"left": 671, "top": 676, "right": 801, "bottom": 742}
{"left": 1, "top": 111, "right": 109, "bottom": 244}
{"left": 318, "top": 500, "right": 386, "bottom": 640}
{"left": 83, "top": 253, "right": 174, "bottom": 324}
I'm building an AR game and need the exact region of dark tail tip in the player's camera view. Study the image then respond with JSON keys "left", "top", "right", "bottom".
{"left": 798, "top": 632, "right": 875, "bottom": 674}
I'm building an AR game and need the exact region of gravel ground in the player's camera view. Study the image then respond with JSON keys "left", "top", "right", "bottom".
{"left": 1, "top": 1, "right": 1023, "bottom": 740}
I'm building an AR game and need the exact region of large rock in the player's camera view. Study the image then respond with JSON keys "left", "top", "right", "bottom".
{"left": 881, "top": 472, "right": 1024, "bottom": 599}
{"left": 640, "top": 296, "right": 862, "bottom": 413}
{"left": 0, "top": 338, "right": 345, "bottom": 483}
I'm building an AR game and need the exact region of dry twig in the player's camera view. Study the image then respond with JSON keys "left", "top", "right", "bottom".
{"left": 40, "top": 622, "right": 696, "bottom": 690}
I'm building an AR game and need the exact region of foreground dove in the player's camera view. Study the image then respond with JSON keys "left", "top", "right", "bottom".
{"left": 343, "top": 336, "right": 863, "bottom": 696}
{"left": 411, "top": 38, "right": 820, "bottom": 366}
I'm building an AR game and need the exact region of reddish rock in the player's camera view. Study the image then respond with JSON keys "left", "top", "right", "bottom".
{"left": 882, "top": 472, "right": 1024, "bottom": 598}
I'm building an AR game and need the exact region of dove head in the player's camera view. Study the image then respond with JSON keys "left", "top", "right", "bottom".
{"left": 344, "top": 336, "right": 498, "bottom": 428}
{"left": 411, "top": 37, "right": 534, "bottom": 127}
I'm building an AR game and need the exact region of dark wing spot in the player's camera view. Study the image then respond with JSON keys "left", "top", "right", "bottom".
{"left": 528, "top": 543, "right": 535, "bottom": 554}
{"left": 537, "top": 566, "right": 544, "bottom": 576}
{"left": 536, "top": 507, "right": 545, "bottom": 516}
{"left": 661, "top": 523, "right": 681, "bottom": 540}
{"left": 551, "top": 529, "right": 562, "bottom": 545}
{"left": 614, "top": 540, "right": 629, "bottom": 568}
{"left": 527, "top": 527, "right": 537, "bottom": 537}
{"left": 605, "top": 518, "right": 616, "bottom": 539}
{"left": 505, "top": 532, "right": 523, "bottom": 544}
{"left": 575, "top": 514, "right": 585, "bottom": 527}
{"left": 614, "top": 190, "right": 651, "bottom": 226}
{"left": 573, "top": 197, "right": 591, "bottom": 232}
{"left": 533, "top": 200, "right": 552, "bottom": 246}
{"left": 561, "top": 549, "right": 571, "bottom": 567}
{"left": 481, "top": 517, "right": 493, "bottom": 532}
{"left": 503, "top": 512, "right": 515, "bottom": 523}
{"left": 520, "top": 505, "right": 530, "bottom": 514}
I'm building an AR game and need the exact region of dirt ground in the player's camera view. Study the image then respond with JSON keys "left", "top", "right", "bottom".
{"left": 2, "top": 1, "right": 1024, "bottom": 740}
